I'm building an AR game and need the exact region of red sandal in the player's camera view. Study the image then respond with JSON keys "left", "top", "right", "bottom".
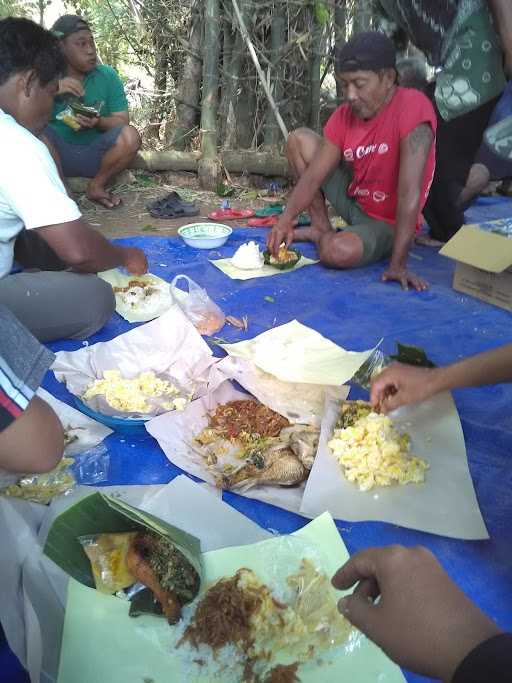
{"left": 207, "top": 208, "right": 255, "bottom": 220}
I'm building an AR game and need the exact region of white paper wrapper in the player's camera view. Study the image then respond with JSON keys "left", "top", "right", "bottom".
{"left": 145, "top": 381, "right": 310, "bottom": 515}
{"left": 52, "top": 307, "right": 215, "bottom": 418}
{"left": 98, "top": 269, "right": 173, "bottom": 323}
{"left": 208, "top": 355, "right": 349, "bottom": 426}
{"left": 300, "top": 392, "right": 489, "bottom": 540}
{"left": 221, "top": 319, "right": 376, "bottom": 385}
{"left": 36, "top": 388, "right": 112, "bottom": 455}
{"left": 209, "top": 255, "right": 318, "bottom": 280}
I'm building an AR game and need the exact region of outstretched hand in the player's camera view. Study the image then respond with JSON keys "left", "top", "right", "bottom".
{"left": 370, "top": 362, "right": 440, "bottom": 412}
{"left": 382, "top": 266, "right": 428, "bottom": 291}
{"left": 332, "top": 546, "right": 501, "bottom": 682}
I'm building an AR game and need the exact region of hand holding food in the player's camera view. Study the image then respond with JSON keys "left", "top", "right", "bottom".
{"left": 332, "top": 545, "right": 501, "bottom": 682}
{"left": 370, "top": 363, "right": 442, "bottom": 413}
{"left": 122, "top": 246, "right": 148, "bottom": 276}
{"left": 267, "top": 215, "right": 295, "bottom": 255}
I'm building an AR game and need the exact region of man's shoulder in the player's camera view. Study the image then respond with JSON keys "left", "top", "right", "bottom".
{"left": 0, "top": 111, "right": 45, "bottom": 156}
{"left": 90, "top": 64, "right": 122, "bottom": 83}
{"left": 394, "top": 86, "right": 435, "bottom": 114}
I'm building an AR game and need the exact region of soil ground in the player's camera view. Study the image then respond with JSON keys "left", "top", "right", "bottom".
{"left": 77, "top": 170, "right": 291, "bottom": 239}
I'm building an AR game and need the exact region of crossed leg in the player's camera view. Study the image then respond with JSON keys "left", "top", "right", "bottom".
{"left": 286, "top": 128, "right": 364, "bottom": 268}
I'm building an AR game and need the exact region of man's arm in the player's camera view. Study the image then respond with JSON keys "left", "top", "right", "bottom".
{"left": 488, "top": 0, "right": 512, "bottom": 77}
{"left": 36, "top": 219, "right": 147, "bottom": 275}
{"left": 75, "top": 110, "right": 129, "bottom": 132}
{"left": 370, "top": 343, "right": 512, "bottom": 412}
{"left": 382, "top": 122, "right": 433, "bottom": 291}
{"left": 267, "top": 137, "right": 341, "bottom": 254}
{"left": 0, "top": 396, "right": 64, "bottom": 474}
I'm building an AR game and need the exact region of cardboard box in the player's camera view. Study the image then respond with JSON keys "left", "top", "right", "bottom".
{"left": 440, "top": 223, "right": 512, "bottom": 312}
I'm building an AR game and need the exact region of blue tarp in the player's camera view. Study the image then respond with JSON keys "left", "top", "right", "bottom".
{"left": 41, "top": 196, "right": 512, "bottom": 683}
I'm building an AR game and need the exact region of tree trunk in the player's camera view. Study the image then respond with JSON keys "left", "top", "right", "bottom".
{"left": 263, "top": 2, "right": 285, "bottom": 148}
{"left": 198, "top": 0, "right": 221, "bottom": 189}
{"left": 334, "top": 0, "right": 347, "bottom": 100}
{"left": 168, "top": 0, "right": 203, "bottom": 150}
{"left": 309, "top": 20, "right": 324, "bottom": 132}
{"left": 146, "top": 27, "right": 168, "bottom": 141}
{"left": 132, "top": 149, "right": 288, "bottom": 176}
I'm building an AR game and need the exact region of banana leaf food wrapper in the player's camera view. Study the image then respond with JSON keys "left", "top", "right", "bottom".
{"left": 263, "top": 246, "right": 302, "bottom": 270}
{"left": 44, "top": 492, "right": 202, "bottom": 623}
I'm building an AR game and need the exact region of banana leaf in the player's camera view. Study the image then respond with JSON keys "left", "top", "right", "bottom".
{"left": 43, "top": 492, "right": 202, "bottom": 591}
{"left": 263, "top": 247, "right": 302, "bottom": 270}
{"left": 390, "top": 342, "right": 435, "bottom": 368}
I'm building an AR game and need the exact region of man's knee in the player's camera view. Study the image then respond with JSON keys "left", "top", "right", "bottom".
{"left": 74, "top": 276, "right": 115, "bottom": 339}
{"left": 117, "top": 124, "right": 141, "bottom": 154}
{"left": 286, "top": 127, "right": 321, "bottom": 161}
{"left": 317, "top": 233, "right": 363, "bottom": 269}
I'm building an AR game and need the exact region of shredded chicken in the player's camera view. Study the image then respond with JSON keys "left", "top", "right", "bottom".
{"left": 180, "top": 570, "right": 264, "bottom": 651}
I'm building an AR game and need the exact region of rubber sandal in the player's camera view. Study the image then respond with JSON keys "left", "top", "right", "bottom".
{"left": 146, "top": 192, "right": 199, "bottom": 219}
{"left": 254, "top": 203, "right": 284, "bottom": 218}
{"left": 207, "top": 208, "right": 255, "bottom": 220}
{"left": 248, "top": 215, "right": 277, "bottom": 227}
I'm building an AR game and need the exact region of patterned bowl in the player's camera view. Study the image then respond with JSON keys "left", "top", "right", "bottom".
{"left": 178, "top": 223, "right": 232, "bottom": 248}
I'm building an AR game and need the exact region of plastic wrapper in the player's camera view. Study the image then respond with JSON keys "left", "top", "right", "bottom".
{"left": 170, "top": 275, "right": 225, "bottom": 336}
{"left": 56, "top": 106, "right": 81, "bottom": 131}
{"left": 79, "top": 532, "right": 137, "bottom": 594}
{"left": 81, "top": 369, "right": 193, "bottom": 419}
{"left": 0, "top": 444, "right": 110, "bottom": 505}
{"left": 352, "top": 342, "right": 436, "bottom": 390}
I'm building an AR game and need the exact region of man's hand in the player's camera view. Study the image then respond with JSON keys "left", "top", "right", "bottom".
{"left": 370, "top": 362, "right": 441, "bottom": 412}
{"left": 58, "top": 77, "right": 84, "bottom": 98}
{"left": 266, "top": 215, "right": 295, "bottom": 255}
{"left": 122, "top": 247, "right": 148, "bottom": 275}
{"left": 382, "top": 265, "right": 428, "bottom": 291}
{"left": 74, "top": 114, "right": 100, "bottom": 129}
{"left": 332, "top": 546, "right": 501, "bottom": 682}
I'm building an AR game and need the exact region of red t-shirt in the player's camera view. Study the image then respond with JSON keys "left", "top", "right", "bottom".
{"left": 323, "top": 87, "right": 437, "bottom": 228}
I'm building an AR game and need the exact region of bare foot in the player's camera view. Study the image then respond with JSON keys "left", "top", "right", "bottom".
{"left": 86, "top": 182, "right": 122, "bottom": 209}
{"left": 292, "top": 223, "right": 331, "bottom": 243}
{"left": 415, "top": 235, "right": 445, "bottom": 248}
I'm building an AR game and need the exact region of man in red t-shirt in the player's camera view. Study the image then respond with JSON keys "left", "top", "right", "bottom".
{"left": 267, "top": 31, "right": 437, "bottom": 291}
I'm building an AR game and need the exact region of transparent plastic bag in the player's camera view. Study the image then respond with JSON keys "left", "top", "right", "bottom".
{"left": 79, "top": 531, "right": 138, "bottom": 594}
{"left": 0, "top": 443, "right": 110, "bottom": 504}
{"left": 170, "top": 275, "right": 225, "bottom": 336}
{"left": 56, "top": 106, "right": 81, "bottom": 131}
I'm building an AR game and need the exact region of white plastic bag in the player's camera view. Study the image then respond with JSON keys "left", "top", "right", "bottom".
{"left": 170, "top": 275, "right": 225, "bottom": 336}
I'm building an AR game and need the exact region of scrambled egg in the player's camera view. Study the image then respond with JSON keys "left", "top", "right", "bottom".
{"left": 328, "top": 411, "right": 428, "bottom": 491}
{"left": 82, "top": 370, "right": 188, "bottom": 414}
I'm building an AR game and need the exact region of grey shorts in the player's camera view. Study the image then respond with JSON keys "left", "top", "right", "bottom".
{"left": 43, "top": 125, "right": 124, "bottom": 178}
{"left": 321, "top": 165, "right": 394, "bottom": 266}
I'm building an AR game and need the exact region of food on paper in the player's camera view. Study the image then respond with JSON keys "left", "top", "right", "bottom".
{"left": 263, "top": 244, "right": 302, "bottom": 270}
{"left": 177, "top": 560, "right": 351, "bottom": 681}
{"left": 113, "top": 278, "right": 172, "bottom": 317}
{"left": 230, "top": 241, "right": 265, "bottom": 270}
{"left": 126, "top": 531, "right": 201, "bottom": 624}
{"left": 194, "top": 399, "right": 319, "bottom": 491}
{"left": 328, "top": 401, "right": 429, "bottom": 491}
{"left": 82, "top": 370, "right": 189, "bottom": 414}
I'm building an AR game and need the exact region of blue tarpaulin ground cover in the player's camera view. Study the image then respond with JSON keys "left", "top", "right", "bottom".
{"left": 9, "top": 196, "right": 511, "bottom": 683}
